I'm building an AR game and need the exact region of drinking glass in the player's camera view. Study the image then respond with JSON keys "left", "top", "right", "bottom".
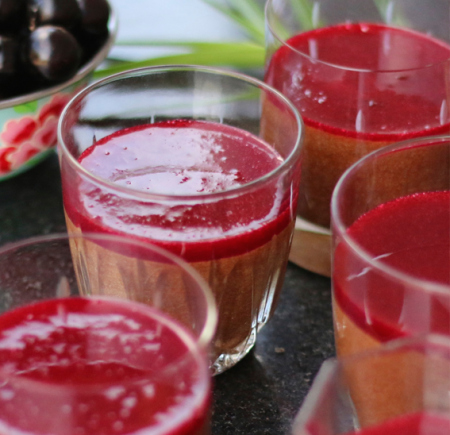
{"left": 331, "top": 135, "right": 450, "bottom": 359}
{"left": 57, "top": 65, "right": 303, "bottom": 374}
{"left": 292, "top": 335, "right": 450, "bottom": 434}
{"left": 265, "top": 0, "right": 450, "bottom": 276}
{"left": 0, "top": 232, "right": 217, "bottom": 435}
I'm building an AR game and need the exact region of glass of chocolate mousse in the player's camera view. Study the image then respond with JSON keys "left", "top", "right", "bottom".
{"left": 331, "top": 135, "right": 450, "bottom": 360}
{"left": 265, "top": 0, "right": 450, "bottom": 276}
{"left": 57, "top": 65, "right": 303, "bottom": 374}
{"left": 292, "top": 335, "right": 450, "bottom": 435}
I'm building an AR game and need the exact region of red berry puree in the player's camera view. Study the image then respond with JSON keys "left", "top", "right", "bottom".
{"left": 0, "top": 297, "right": 210, "bottom": 435}
{"left": 267, "top": 23, "right": 450, "bottom": 138}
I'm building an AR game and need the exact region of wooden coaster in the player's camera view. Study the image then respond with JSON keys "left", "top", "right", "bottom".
{"left": 288, "top": 217, "right": 332, "bottom": 277}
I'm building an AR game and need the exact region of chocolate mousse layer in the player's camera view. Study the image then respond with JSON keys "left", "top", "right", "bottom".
{"left": 334, "top": 299, "right": 426, "bottom": 428}
{"left": 66, "top": 214, "right": 294, "bottom": 370}
{"left": 298, "top": 124, "right": 391, "bottom": 228}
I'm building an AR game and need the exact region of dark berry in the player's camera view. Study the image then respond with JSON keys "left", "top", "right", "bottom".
{"left": 0, "top": 0, "right": 111, "bottom": 100}
{"left": 77, "top": 0, "right": 109, "bottom": 35}
{"left": 0, "top": 35, "right": 21, "bottom": 75}
{"left": 28, "top": 0, "right": 82, "bottom": 31}
{"left": 73, "top": 0, "right": 110, "bottom": 63}
{"left": 0, "top": 0, "right": 27, "bottom": 33}
{"left": 28, "top": 25, "right": 82, "bottom": 82}
{"left": 0, "top": 35, "right": 26, "bottom": 97}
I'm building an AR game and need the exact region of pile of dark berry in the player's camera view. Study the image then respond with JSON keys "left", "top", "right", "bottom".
{"left": 0, "top": 0, "right": 111, "bottom": 99}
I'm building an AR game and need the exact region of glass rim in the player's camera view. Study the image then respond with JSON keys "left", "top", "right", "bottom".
{"left": 0, "top": 232, "right": 218, "bottom": 344}
{"left": 57, "top": 64, "right": 304, "bottom": 202}
{"left": 331, "top": 134, "right": 450, "bottom": 297}
{"left": 264, "top": 0, "right": 450, "bottom": 74}
{"left": 292, "top": 334, "right": 450, "bottom": 433}
{"left": 0, "top": 232, "right": 218, "bottom": 350}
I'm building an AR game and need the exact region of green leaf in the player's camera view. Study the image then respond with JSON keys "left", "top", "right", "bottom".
{"left": 291, "top": 0, "right": 321, "bottom": 30}
{"left": 96, "top": 42, "right": 265, "bottom": 78}
{"left": 13, "top": 101, "right": 39, "bottom": 114}
{"left": 373, "top": 0, "right": 408, "bottom": 26}
{"left": 373, "top": 0, "right": 391, "bottom": 17}
{"left": 201, "top": 0, "right": 265, "bottom": 45}
{"left": 114, "top": 40, "right": 260, "bottom": 50}
{"left": 199, "top": 0, "right": 325, "bottom": 47}
{"left": 226, "top": 0, "right": 266, "bottom": 38}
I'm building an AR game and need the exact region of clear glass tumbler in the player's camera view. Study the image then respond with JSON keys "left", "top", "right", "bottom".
{"left": 57, "top": 65, "right": 303, "bottom": 374}
{"left": 331, "top": 135, "right": 450, "bottom": 359}
{"left": 265, "top": 0, "right": 450, "bottom": 276}
{"left": 292, "top": 335, "right": 450, "bottom": 434}
{"left": 0, "top": 233, "right": 217, "bottom": 435}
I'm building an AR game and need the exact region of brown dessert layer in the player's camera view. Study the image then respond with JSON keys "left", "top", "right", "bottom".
{"left": 288, "top": 125, "right": 390, "bottom": 275}
{"left": 298, "top": 124, "right": 391, "bottom": 228}
{"left": 66, "top": 214, "right": 294, "bottom": 363}
{"left": 333, "top": 295, "right": 381, "bottom": 359}
{"left": 333, "top": 297, "right": 426, "bottom": 428}
{"left": 299, "top": 122, "right": 450, "bottom": 229}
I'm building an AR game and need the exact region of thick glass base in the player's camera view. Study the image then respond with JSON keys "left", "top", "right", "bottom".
{"left": 211, "top": 328, "right": 257, "bottom": 375}
{"left": 289, "top": 217, "right": 331, "bottom": 277}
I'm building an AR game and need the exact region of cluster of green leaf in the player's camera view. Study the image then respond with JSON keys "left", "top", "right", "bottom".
{"left": 94, "top": 0, "right": 268, "bottom": 78}
{"left": 202, "top": 0, "right": 266, "bottom": 44}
